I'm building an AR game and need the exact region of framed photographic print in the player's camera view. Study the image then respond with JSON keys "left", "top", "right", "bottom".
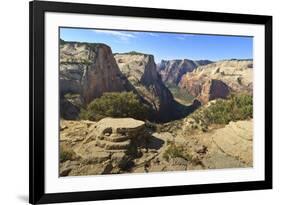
{"left": 29, "top": 0, "right": 272, "bottom": 204}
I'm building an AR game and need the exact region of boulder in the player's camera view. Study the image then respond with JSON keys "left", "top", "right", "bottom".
{"left": 91, "top": 118, "right": 147, "bottom": 152}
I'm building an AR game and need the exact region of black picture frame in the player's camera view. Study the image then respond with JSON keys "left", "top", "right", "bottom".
{"left": 29, "top": 0, "right": 272, "bottom": 204}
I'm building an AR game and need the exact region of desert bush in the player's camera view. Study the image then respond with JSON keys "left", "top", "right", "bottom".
{"left": 163, "top": 143, "right": 192, "bottom": 161}
{"left": 190, "top": 93, "right": 253, "bottom": 126}
{"left": 80, "top": 92, "right": 149, "bottom": 121}
{"left": 145, "top": 121, "right": 162, "bottom": 133}
{"left": 123, "top": 51, "right": 147, "bottom": 55}
{"left": 60, "top": 39, "right": 98, "bottom": 50}
{"left": 60, "top": 145, "right": 76, "bottom": 163}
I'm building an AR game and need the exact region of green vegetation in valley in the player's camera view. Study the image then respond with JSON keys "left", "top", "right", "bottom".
{"left": 80, "top": 92, "right": 149, "bottom": 121}
{"left": 190, "top": 93, "right": 253, "bottom": 126}
{"left": 165, "top": 83, "right": 194, "bottom": 105}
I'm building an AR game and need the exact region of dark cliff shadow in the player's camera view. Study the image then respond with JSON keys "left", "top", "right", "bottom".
{"left": 153, "top": 99, "right": 201, "bottom": 123}
{"left": 145, "top": 135, "right": 165, "bottom": 150}
{"left": 172, "top": 100, "right": 201, "bottom": 119}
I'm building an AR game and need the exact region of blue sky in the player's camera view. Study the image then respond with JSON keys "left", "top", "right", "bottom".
{"left": 60, "top": 27, "right": 253, "bottom": 63}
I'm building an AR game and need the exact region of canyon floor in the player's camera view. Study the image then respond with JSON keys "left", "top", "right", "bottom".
{"left": 59, "top": 117, "right": 252, "bottom": 177}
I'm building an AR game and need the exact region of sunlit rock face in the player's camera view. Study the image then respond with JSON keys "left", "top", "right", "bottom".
{"left": 179, "top": 59, "right": 253, "bottom": 103}
{"left": 60, "top": 42, "right": 132, "bottom": 104}
{"left": 157, "top": 59, "right": 212, "bottom": 85}
{"left": 114, "top": 53, "right": 175, "bottom": 122}
{"left": 59, "top": 41, "right": 134, "bottom": 119}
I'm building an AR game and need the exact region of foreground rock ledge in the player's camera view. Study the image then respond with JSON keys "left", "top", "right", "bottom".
{"left": 59, "top": 118, "right": 253, "bottom": 176}
{"left": 60, "top": 118, "right": 149, "bottom": 176}
{"left": 91, "top": 117, "right": 147, "bottom": 151}
{"left": 95, "top": 117, "right": 145, "bottom": 135}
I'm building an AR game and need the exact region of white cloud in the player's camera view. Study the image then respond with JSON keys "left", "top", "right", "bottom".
{"left": 146, "top": 33, "right": 159, "bottom": 37}
{"left": 176, "top": 36, "right": 186, "bottom": 40}
{"left": 93, "top": 30, "right": 136, "bottom": 41}
{"left": 175, "top": 34, "right": 196, "bottom": 40}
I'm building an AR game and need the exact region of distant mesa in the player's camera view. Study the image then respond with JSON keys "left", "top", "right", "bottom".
{"left": 179, "top": 59, "right": 253, "bottom": 104}
{"left": 156, "top": 59, "right": 213, "bottom": 85}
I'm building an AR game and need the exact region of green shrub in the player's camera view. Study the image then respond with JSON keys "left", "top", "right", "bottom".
{"left": 145, "top": 121, "right": 162, "bottom": 133}
{"left": 119, "top": 51, "right": 148, "bottom": 56}
{"left": 191, "top": 93, "right": 253, "bottom": 126}
{"left": 60, "top": 146, "right": 76, "bottom": 163}
{"left": 80, "top": 92, "right": 149, "bottom": 121}
{"left": 163, "top": 143, "right": 192, "bottom": 161}
{"left": 60, "top": 39, "right": 99, "bottom": 50}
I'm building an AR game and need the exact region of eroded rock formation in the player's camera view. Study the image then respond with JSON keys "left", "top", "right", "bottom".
{"left": 59, "top": 41, "right": 133, "bottom": 119}
{"left": 59, "top": 118, "right": 150, "bottom": 176}
{"left": 114, "top": 53, "right": 176, "bottom": 121}
{"left": 179, "top": 59, "right": 253, "bottom": 104}
{"left": 60, "top": 42, "right": 181, "bottom": 122}
{"left": 198, "top": 79, "right": 230, "bottom": 104}
{"left": 157, "top": 59, "right": 212, "bottom": 85}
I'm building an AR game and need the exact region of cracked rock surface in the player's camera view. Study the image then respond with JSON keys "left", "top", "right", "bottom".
{"left": 59, "top": 118, "right": 252, "bottom": 176}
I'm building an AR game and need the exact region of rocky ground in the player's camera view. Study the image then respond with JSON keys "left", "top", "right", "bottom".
{"left": 59, "top": 117, "right": 253, "bottom": 177}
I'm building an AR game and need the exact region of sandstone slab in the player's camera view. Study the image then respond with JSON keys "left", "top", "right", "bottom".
{"left": 212, "top": 120, "right": 253, "bottom": 165}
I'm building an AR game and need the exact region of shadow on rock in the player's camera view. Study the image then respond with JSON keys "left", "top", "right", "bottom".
{"left": 145, "top": 135, "right": 165, "bottom": 150}
{"left": 166, "top": 99, "right": 201, "bottom": 122}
